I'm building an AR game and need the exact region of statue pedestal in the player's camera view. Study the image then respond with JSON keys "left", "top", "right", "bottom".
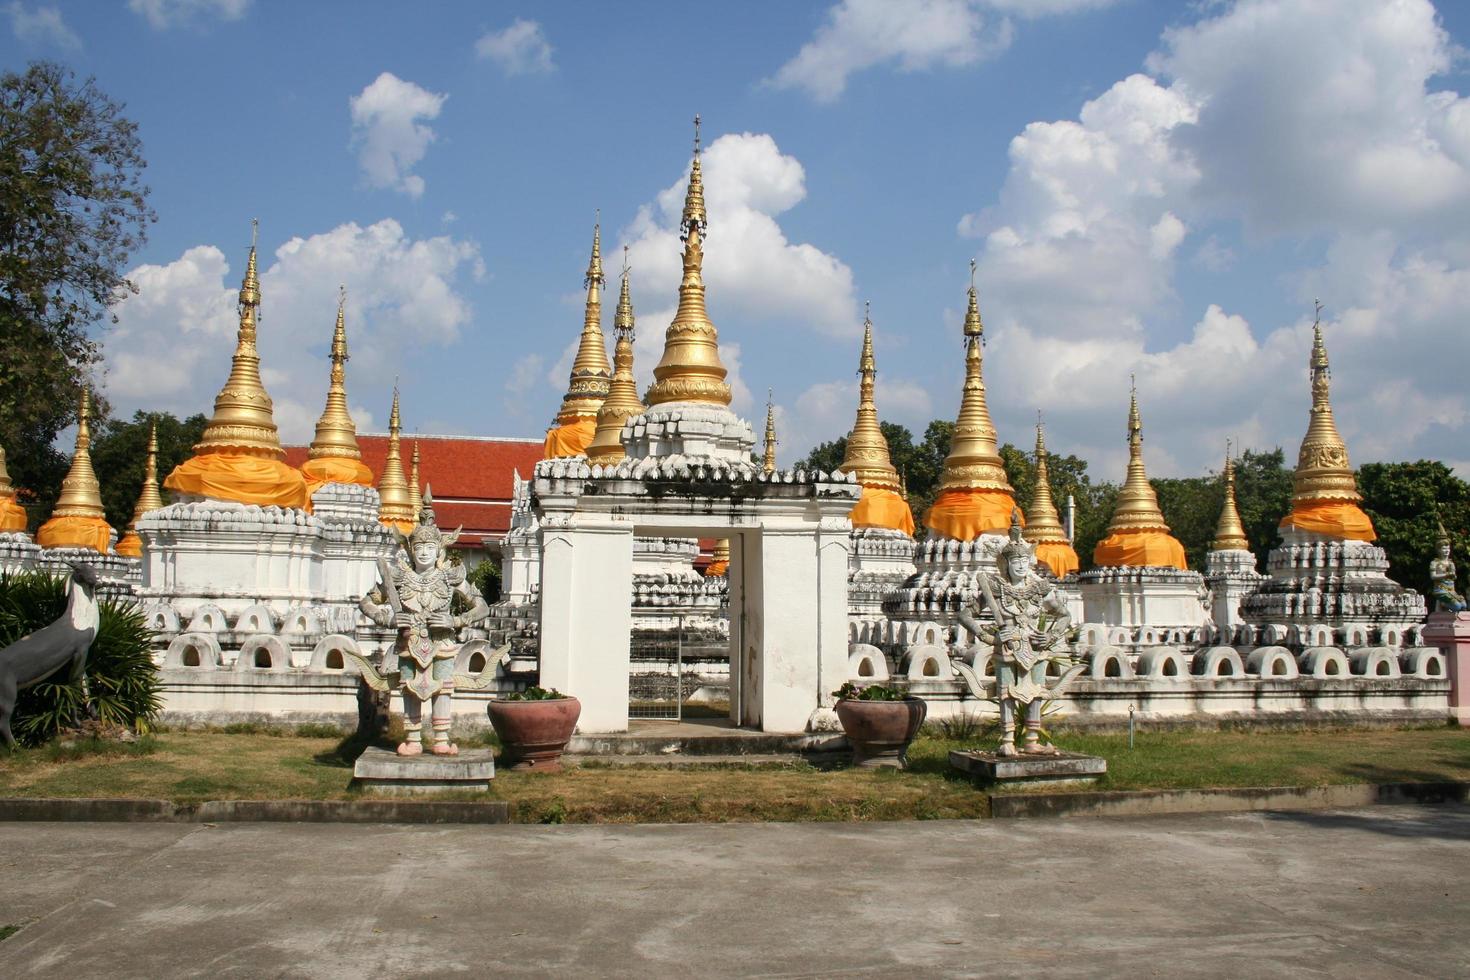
{"left": 1423, "top": 611, "right": 1470, "bottom": 726}
{"left": 949, "top": 749, "right": 1106, "bottom": 787}
{"left": 351, "top": 746, "right": 495, "bottom": 794}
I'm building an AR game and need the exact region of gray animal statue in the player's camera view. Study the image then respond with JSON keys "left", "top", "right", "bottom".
{"left": 0, "top": 562, "right": 101, "bottom": 749}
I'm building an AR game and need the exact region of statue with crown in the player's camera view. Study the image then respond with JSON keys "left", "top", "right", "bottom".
{"left": 954, "top": 511, "right": 1085, "bottom": 757}
{"left": 350, "top": 488, "right": 501, "bottom": 756}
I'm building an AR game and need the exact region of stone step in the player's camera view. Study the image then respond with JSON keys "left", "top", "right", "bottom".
{"left": 564, "top": 752, "right": 844, "bottom": 769}
{"left": 566, "top": 728, "right": 847, "bottom": 758}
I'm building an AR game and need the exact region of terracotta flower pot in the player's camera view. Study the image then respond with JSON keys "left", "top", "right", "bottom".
{"left": 835, "top": 697, "right": 927, "bottom": 769}
{"left": 487, "top": 697, "right": 581, "bottom": 772}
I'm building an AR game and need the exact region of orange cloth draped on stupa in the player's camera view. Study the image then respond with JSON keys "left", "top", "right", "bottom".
{"left": 36, "top": 389, "right": 114, "bottom": 554}
{"left": 1024, "top": 421, "right": 1079, "bottom": 578}
{"left": 544, "top": 222, "right": 613, "bottom": 459}
{"left": 0, "top": 440, "right": 25, "bottom": 532}
{"left": 837, "top": 308, "right": 916, "bottom": 536}
{"left": 922, "top": 266, "right": 1017, "bottom": 541}
{"left": 164, "top": 226, "right": 309, "bottom": 510}
{"left": 1277, "top": 316, "right": 1376, "bottom": 542}
{"left": 301, "top": 288, "right": 375, "bottom": 496}
{"left": 543, "top": 418, "right": 598, "bottom": 460}
{"left": 705, "top": 538, "right": 731, "bottom": 577}
{"left": 1091, "top": 387, "right": 1187, "bottom": 571}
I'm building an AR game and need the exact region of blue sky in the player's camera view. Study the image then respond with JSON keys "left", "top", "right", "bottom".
{"left": 6, "top": 0, "right": 1470, "bottom": 481}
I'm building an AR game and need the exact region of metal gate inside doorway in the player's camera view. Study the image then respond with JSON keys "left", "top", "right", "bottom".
{"left": 629, "top": 617, "right": 688, "bottom": 721}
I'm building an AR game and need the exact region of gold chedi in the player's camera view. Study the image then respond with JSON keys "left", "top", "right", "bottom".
{"left": 706, "top": 537, "right": 731, "bottom": 577}
{"left": 376, "top": 389, "right": 415, "bottom": 533}
{"left": 543, "top": 221, "right": 613, "bottom": 459}
{"left": 1092, "top": 384, "right": 1187, "bottom": 569}
{"left": 1211, "top": 443, "right": 1250, "bottom": 552}
{"left": 0, "top": 438, "right": 26, "bottom": 533}
{"left": 36, "top": 389, "right": 114, "bottom": 554}
{"left": 115, "top": 419, "right": 166, "bottom": 558}
{"left": 1024, "top": 420, "right": 1079, "bottom": 578}
{"left": 838, "top": 306, "right": 914, "bottom": 535}
{"left": 924, "top": 262, "right": 1017, "bottom": 540}
{"left": 164, "top": 222, "right": 309, "bottom": 509}
{"left": 644, "top": 116, "right": 733, "bottom": 408}
{"left": 1279, "top": 307, "right": 1375, "bottom": 541}
{"left": 408, "top": 441, "right": 423, "bottom": 518}
{"left": 587, "top": 251, "right": 645, "bottom": 465}
{"left": 762, "top": 391, "right": 778, "bottom": 475}
{"left": 302, "top": 287, "right": 374, "bottom": 491}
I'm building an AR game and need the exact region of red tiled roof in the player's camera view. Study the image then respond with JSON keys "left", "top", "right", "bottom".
{"left": 283, "top": 434, "right": 542, "bottom": 546}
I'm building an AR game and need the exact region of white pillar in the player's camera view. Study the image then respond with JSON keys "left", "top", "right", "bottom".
{"left": 536, "top": 511, "right": 634, "bottom": 733}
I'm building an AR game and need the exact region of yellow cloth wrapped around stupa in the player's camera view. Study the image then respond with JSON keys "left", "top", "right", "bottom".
{"left": 543, "top": 418, "right": 597, "bottom": 459}
{"left": 1092, "top": 530, "right": 1186, "bottom": 570}
{"left": 0, "top": 496, "right": 25, "bottom": 533}
{"left": 851, "top": 486, "right": 915, "bottom": 536}
{"left": 925, "top": 488, "right": 1019, "bottom": 540}
{"left": 1035, "top": 541, "right": 1080, "bottom": 578}
{"left": 301, "top": 456, "right": 375, "bottom": 497}
{"left": 36, "top": 390, "right": 114, "bottom": 554}
{"left": 1277, "top": 319, "right": 1376, "bottom": 542}
{"left": 36, "top": 514, "right": 112, "bottom": 553}
{"left": 115, "top": 530, "right": 142, "bottom": 557}
{"left": 166, "top": 453, "right": 309, "bottom": 509}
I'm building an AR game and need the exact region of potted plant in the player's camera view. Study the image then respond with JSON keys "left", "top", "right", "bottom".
{"left": 832, "top": 681, "right": 927, "bottom": 769}
{"left": 486, "top": 686, "right": 581, "bottom": 772}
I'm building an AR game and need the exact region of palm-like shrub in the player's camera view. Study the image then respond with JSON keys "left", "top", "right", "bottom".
{"left": 0, "top": 570, "right": 161, "bottom": 746}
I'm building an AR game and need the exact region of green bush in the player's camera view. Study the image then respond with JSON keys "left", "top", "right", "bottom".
{"left": 1, "top": 570, "right": 162, "bottom": 747}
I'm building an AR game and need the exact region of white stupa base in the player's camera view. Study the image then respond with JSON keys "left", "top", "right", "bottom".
{"left": 622, "top": 402, "right": 755, "bottom": 465}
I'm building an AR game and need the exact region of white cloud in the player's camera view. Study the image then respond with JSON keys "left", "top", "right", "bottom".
{"left": 504, "top": 353, "right": 546, "bottom": 424}
{"left": 475, "top": 19, "right": 555, "bottom": 75}
{"left": 621, "top": 132, "right": 858, "bottom": 341}
{"left": 789, "top": 372, "right": 935, "bottom": 465}
{"left": 127, "top": 0, "right": 249, "bottom": 29}
{"left": 102, "top": 220, "right": 482, "bottom": 445}
{"left": 6, "top": 2, "right": 80, "bottom": 47}
{"left": 770, "top": 0, "right": 1009, "bottom": 103}
{"left": 963, "top": 0, "right": 1470, "bottom": 477}
{"left": 349, "top": 73, "right": 447, "bottom": 199}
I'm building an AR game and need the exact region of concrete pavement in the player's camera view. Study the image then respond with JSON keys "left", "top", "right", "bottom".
{"left": 1, "top": 806, "right": 1466, "bottom": 978}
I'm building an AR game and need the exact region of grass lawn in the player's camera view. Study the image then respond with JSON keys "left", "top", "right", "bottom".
{"left": 0, "top": 725, "right": 1465, "bottom": 823}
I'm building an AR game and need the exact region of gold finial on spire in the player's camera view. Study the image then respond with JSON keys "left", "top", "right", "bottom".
{"left": 1289, "top": 300, "right": 1360, "bottom": 506}
{"left": 939, "top": 268, "right": 1012, "bottom": 493}
{"left": 51, "top": 388, "right": 106, "bottom": 519}
{"left": 408, "top": 440, "right": 423, "bottom": 517}
{"left": 1212, "top": 439, "right": 1250, "bottom": 551}
{"left": 1023, "top": 416, "right": 1068, "bottom": 545}
{"left": 645, "top": 116, "right": 731, "bottom": 407}
{"left": 588, "top": 250, "right": 646, "bottom": 464}
{"left": 763, "top": 389, "right": 778, "bottom": 475}
{"left": 376, "top": 387, "right": 414, "bottom": 528}
{"left": 307, "top": 285, "right": 364, "bottom": 462}
{"left": 192, "top": 220, "right": 286, "bottom": 459}
{"left": 554, "top": 218, "right": 614, "bottom": 425}
{"left": 839, "top": 304, "right": 900, "bottom": 491}
{"left": 1106, "top": 383, "right": 1173, "bottom": 534}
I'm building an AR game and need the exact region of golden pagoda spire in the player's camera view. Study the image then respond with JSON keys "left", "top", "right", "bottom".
{"left": 645, "top": 115, "right": 733, "bottom": 408}
{"left": 376, "top": 387, "right": 415, "bottom": 528}
{"left": 0, "top": 437, "right": 24, "bottom": 533}
{"left": 553, "top": 218, "right": 614, "bottom": 425}
{"left": 408, "top": 440, "right": 423, "bottom": 517}
{"left": 1023, "top": 417, "right": 1068, "bottom": 544}
{"left": 1106, "top": 379, "right": 1172, "bottom": 534}
{"left": 1212, "top": 441, "right": 1250, "bottom": 551}
{"left": 193, "top": 220, "right": 286, "bottom": 459}
{"left": 939, "top": 261, "right": 1013, "bottom": 493}
{"left": 307, "top": 286, "right": 363, "bottom": 462}
{"left": 1290, "top": 302, "right": 1359, "bottom": 506}
{"left": 588, "top": 248, "right": 646, "bottom": 465}
{"left": 117, "top": 419, "right": 165, "bottom": 556}
{"left": 51, "top": 388, "right": 106, "bottom": 520}
{"left": 839, "top": 303, "right": 900, "bottom": 491}
{"left": 763, "top": 389, "right": 778, "bottom": 475}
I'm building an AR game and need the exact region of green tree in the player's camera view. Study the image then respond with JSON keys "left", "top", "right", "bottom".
{"left": 1358, "top": 460, "right": 1470, "bottom": 596}
{"left": 88, "top": 411, "right": 207, "bottom": 530}
{"left": 0, "top": 61, "right": 154, "bottom": 510}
